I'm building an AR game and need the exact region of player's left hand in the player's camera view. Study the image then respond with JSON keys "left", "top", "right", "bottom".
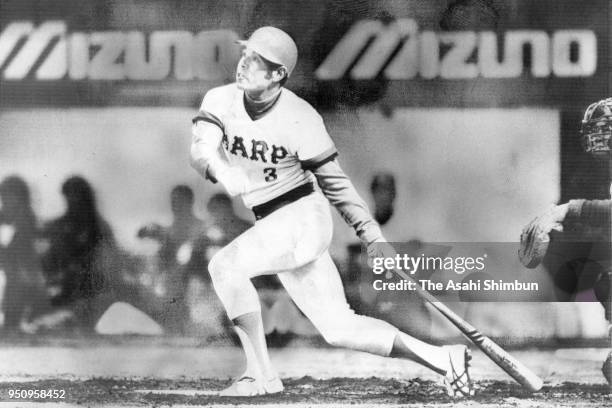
{"left": 367, "top": 237, "right": 397, "bottom": 278}
{"left": 366, "top": 238, "right": 397, "bottom": 259}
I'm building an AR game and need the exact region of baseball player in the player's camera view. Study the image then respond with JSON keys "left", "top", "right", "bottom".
{"left": 190, "top": 26, "right": 473, "bottom": 398}
{"left": 520, "top": 98, "right": 612, "bottom": 385}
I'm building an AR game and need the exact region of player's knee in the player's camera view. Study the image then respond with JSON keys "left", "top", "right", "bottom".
{"left": 208, "top": 243, "right": 242, "bottom": 278}
{"left": 208, "top": 250, "right": 231, "bottom": 285}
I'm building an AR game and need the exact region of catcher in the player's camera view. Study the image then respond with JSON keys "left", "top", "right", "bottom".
{"left": 519, "top": 98, "right": 612, "bottom": 384}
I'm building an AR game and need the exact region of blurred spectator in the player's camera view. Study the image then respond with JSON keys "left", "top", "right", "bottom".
{"left": 0, "top": 176, "right": 48, "bottom": 332}
{"left": 41, "top": 176, "right": 117, "bottom": 327}
{"left": 439, "top": 0, "right": 499, "bottom": 31}
{"left": 370, "top": 172, "right": 397, "bottom": 226}
{"left": 137, "top": 185, "right": 207, "bottom": 333}
{"left": 139, "top": 185, "right": 207, "bottom": 277}
{"left": 204, "top": 193, "right": 251, "bottom": 247}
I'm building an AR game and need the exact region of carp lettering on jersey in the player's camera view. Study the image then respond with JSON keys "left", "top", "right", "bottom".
{"left": 221, "top": 133, "right": 289, "bottom": 165}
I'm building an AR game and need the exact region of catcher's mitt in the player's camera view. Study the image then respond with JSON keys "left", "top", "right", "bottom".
{"left": 518, "top": 205, "right": 567, "bottom": 268}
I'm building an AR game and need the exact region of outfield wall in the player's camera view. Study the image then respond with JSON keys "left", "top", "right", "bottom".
{"left": 0, "top": 106, "right": 559, "bottom": 252}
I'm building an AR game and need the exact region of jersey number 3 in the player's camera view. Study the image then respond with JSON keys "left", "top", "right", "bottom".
{"left": 263, "top": 168, "right": 277, "bottom": 182}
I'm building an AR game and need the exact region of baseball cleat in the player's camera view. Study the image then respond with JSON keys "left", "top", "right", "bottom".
{"left": 218, "top": 376, "right": 284, "bottom": 397}
{"left": 442, "top": 345, "right": 474, "bottom": 398}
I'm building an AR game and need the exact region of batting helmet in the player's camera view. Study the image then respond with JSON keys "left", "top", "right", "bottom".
{"left": 238, "top": 27, "right": 298, "bottom": 76}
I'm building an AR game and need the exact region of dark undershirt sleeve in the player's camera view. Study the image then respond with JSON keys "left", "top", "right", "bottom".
{"left": 311, "top": 158, "right": 383, "bottom": 243}
{"left": 192, "top": 110, "right": 224, "bottom": 132}
{"left": 301, "top": 147, "right": 338, "bottom": 171}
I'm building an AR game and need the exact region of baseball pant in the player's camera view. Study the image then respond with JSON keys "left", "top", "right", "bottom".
{"left": 208, "top": 192, "right": 398, "bottom": 356}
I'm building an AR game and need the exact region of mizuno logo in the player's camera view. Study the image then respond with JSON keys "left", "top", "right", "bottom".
{"left": 0, "top": 21, "right": 239, "bottom": 80}
{"left": 0, "top": 20, "right": 598, "bottom": 82}
{"left": 315, "top": 19, "right": 598, "bottom": 80}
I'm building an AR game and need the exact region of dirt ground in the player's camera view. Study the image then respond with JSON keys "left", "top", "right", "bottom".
{"left": 0, "top": 337, "right": 610, "bottom": 407}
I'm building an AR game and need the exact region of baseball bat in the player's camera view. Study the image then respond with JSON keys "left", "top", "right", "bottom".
{"left": 391, "top": 268, "right": 544, "bottom": 392}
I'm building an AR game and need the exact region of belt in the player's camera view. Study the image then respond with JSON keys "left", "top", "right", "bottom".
{"left": 252, "top": 182, "right": 315, "bottom": 220}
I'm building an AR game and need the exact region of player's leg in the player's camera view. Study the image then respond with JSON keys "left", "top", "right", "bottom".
{"left": 277, "top": 251, "right": 472, "bottom": 396}
{"left": 207, "top": 193, "right": 332, "bottom": 395}
{"left": 208, "top": 239, "right": 280, "bottom": 396}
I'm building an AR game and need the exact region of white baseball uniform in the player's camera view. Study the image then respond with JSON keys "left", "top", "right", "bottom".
{"left": 192, "top": 83, "right": 398, "bottom": 356}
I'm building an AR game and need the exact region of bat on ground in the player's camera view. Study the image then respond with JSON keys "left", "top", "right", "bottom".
{"left": 392, "top": 268, "right": 544, "bottom": 392}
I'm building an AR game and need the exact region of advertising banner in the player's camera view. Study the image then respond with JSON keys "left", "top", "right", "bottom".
{"left": 0, "top": 0, "right": 607, "bottom": 107}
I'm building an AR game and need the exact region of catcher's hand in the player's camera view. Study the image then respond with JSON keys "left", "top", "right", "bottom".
{"left": 367, "top": 238, "right": 398, "bottom": 279}
{"left": 519, "top": 203, "right": 568, "bottom": 268}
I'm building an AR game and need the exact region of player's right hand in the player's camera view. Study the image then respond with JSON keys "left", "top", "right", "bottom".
{"left": 216, "top": 166, "right": 250, "bottom": 196}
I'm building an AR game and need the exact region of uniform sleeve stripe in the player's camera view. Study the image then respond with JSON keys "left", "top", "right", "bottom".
{"left": 301, "top": 148, "right": 339, "bottom": 170}
{"left": 192, "top": 110, "right": 224, "bottom": 131}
